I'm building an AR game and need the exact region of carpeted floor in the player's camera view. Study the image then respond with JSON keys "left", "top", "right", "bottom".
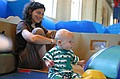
{"left": 0, "top": 71, "right": 48, "bottom": 79}
{"left": 0, "top": 65, "right": 84, "bottom": 79}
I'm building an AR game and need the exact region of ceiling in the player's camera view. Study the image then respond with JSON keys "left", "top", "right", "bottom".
{"left": 106, "top": 0, "right": 114, "bottom": 9}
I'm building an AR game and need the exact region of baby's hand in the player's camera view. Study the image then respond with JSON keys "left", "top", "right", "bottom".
{"left": 45, "top": 60, "right": 54, "bottom": 68}
{"left": 63, "top": 76, "right": 66, "bottom": 79}
{"left": 77, "top": 60, "right": 86, "bottom": 68}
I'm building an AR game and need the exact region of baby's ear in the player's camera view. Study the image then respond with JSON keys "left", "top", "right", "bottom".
{"left": 57, "top": 40, "right": 62, "bottom": 46}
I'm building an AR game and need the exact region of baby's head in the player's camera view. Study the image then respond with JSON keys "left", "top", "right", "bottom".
{"left": 55, "top": 29, "right": 74, "bottom": 50}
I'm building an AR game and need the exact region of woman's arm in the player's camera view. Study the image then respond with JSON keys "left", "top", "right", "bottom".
{"left": 22, "top": 29, "right": 56, "bottom": 44}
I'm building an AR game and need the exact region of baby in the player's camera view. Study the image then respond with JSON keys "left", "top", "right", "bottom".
{"left": 43, "top": 29, "right": 85, "bottom": 79}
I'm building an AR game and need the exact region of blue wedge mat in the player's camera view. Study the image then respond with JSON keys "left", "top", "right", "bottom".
{"left": 84, "top": 45, "right": 120, "bottom": 79}
{"left": 0, "top": 71, "right": 48, "bottom": 79}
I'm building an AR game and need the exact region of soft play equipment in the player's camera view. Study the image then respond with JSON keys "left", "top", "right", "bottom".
{"left": 104, "top": 23, "right": 120, "bottom": 34}
{"left": 84, "top": 45, "right": 120, "bottom": 79}
{"left": 117, "top": 62, "right": 120, "bottom": 79}
{"left": 42, "top": 16, "right": 56, "bottom": 30}
{"left": 0, "top": 34, "right": 12, "bottom": 51}
{"left": 0, "top": 34, "right": 16, "bottom": 75}
{"left": 0, "top": 71, "right": 48, "bottom": 79}
{"left": 0, "top": 52, "right": 16, "bottom": 75}
{"left": 0, "top": 0, "right": 30, "bottom": 19}
{"left": 6, "top": 0, "right": 30, "bottom": 19}
{"left": 55, "top": 20, "right": 106, "bottom": 33}
{"left": 82, "top": 70, "right": 107, "bottom": 79}
{"left": 0, "top": 0, "right": 7, "bottom": 18}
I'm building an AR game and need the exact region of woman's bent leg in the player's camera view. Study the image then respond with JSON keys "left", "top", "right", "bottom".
{"left": 32, "top": 28, "right": 48, "bottom": 70}
{"left": 19, "top": 28, "right": 48, "bottom": 70}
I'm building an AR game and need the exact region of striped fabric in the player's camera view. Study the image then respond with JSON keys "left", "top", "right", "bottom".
{"left": 43, "top": 46, "right": 81, "bottom": 79}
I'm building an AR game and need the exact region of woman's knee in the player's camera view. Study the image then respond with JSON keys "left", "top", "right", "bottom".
{"left": 32, "top": 28, "right": 46, "bottom": 36}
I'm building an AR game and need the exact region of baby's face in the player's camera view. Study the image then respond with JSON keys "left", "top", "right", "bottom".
{"left": 61, "top": 35, "right": 74, "bottom": 50}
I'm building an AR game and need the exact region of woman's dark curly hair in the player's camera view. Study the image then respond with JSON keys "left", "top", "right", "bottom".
{"left": 23, "top": 2, "right": 45, "bottom": 26}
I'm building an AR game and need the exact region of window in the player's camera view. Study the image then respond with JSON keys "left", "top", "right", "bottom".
{"left": 34, "top": 0, "right": 57, "bottom": 19}
{"left": 71, "top": 0, "right": 82, "bottom": 21}
{"left": 110, "top": 13, "right": 113, "bottom": 25}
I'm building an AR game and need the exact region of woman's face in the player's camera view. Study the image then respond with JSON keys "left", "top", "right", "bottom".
{"left": 31, "top": 8, "right": 45, "bottom": 23}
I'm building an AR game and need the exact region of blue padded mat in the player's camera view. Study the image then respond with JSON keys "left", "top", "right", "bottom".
{"left": 0, "top": 71, "right": 48, "bottom": 79}
{"left": 84, "top": 45, "right": 120, "bottom": 79}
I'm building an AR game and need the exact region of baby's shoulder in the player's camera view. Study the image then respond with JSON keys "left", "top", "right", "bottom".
{"left": 48, "top": 47, "right": 58, "bottom": 52}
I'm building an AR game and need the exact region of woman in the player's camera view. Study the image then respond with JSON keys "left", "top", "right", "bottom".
{"left": 15, "top": 2, "right": 56, "bottom": 70}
